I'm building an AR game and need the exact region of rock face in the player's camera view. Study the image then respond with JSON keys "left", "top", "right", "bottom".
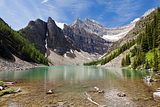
{"left": 21, "top": 17, "right": 79, "bottom": 55}
{"left": 47, "top": 17, "right": 74, "bottom": 54}
{"left": 69, "top": 18, "right": 135, "bottom": 42}
{"left": 21, "top": 19, "right": 47, "bottom": 54}
{"left": 22, "top": 17, "right": 136, "bottom": 56}
{"left": 63, "top": 24, "right": 110, "bottom": 54}
{"left": 22, "top": 17, "right": 112, "bottom": 55}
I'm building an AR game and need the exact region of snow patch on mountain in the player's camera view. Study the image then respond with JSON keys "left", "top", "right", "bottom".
{"left": 142, "top": 8, "right": 155, "bottom": 18}
{"left": 102, "top": 31, "right": 130, "bottom": 42}
{"left": 131, "top": 18, "right": 140, "bottom": 23}
{"left": 55, "top": 21, "right": 64, "bottom": 29}
{"left": 71, "top": 8, "right": 155, "bottom": 42}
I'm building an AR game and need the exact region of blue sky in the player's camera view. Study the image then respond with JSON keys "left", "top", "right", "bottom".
{"left": 0, "top": 0, "right": 160, "bottom": 30}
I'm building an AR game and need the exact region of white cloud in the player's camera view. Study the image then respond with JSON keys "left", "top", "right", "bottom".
{"left": 41, "top": 0, "right": 49, "bottom": 4}
{"left": 42, "top": 0, "right": 93, "bottom": 19}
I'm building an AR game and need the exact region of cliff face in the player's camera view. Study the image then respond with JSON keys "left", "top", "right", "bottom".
{"left": 21, "top": 19, "right": 47, "bottom": 54}
{"left": 47, "top": 17, "right": 76, "bottom": 55}
{"left": 22, "top": 17, "right": 111, "bottom": 55}
{"left": 63, "top": 24, "right": 110, "bottom": 54}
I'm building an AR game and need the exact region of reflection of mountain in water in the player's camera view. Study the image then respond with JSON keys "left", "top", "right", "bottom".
{"left": 0, "top": 66, "right": 147, "bottom": 83}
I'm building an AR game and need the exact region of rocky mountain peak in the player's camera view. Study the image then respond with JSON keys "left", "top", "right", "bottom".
{"left": 21, "top": 19, "right": 47, "bottom": 54}
{"left": 71, "top": 18, "right": 84, "bottom": 28}
{"left": 47, "top": 17, "right": 58, "bottom": 28}
{"left": 84, "top": 18, "right": 104, "bottom": 28}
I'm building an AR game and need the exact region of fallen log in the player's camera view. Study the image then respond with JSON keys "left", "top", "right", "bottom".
{"left": 14, "top": 88, "right": 21, "bottom": 93}
{"left": 83, "top": 92, "right": 107, "bottom": 107}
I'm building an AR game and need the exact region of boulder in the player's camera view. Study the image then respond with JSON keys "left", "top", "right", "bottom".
{"left": 117, "top": 92, "right": 126, "bottom": 97}
{"left": 153, "top": 92, "right": 160, "bottom": 100}
{"left": 46, "top": 89, "right": 54, "bottom": 94}
{"left": 0, "top": 86, "right": 3, "bottom": 90}
{"left": 143, "top": 76, "right": 154, "bottom": 82}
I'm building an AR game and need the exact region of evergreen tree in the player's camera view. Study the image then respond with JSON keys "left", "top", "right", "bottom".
{"left": 153, "top": 49, "right": 158, "bottom": 71}
{"left": 146, "top": 24, "right": 153, "bottom": 50}
{"left": 140, "top": 33, "right": 149, "bottom": 52}
{"left": 125, "top": 54, "right": 131, "bottom": 66}
{"left": 121, "top": 57, "right": 125, "bottom": 67}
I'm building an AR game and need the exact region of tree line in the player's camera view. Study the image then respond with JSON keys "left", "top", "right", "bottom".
{"left": 122, "top": 7, "right": 160, "bottom": 71}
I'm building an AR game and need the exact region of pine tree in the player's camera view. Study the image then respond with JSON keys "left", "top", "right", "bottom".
{"left": 125, "top": 54, "right": 131, "bottom": 66}
{"left": 153, "top": 49, "right": 158, "bottom": 71}
{"left": 146, "top": 24, "right": 153, "bottom": 50}
{"left": 140, "top": 33, "right": 149, "bottom": 52}
{"left": 121, "top": 57, "right": 125, "bottom": 67}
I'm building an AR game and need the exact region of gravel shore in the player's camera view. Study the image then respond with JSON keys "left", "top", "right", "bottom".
{"left": 0, "top": 56, "right": 42, "bottom": 71}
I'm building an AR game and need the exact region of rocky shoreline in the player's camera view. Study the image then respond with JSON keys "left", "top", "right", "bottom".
{"left": 0, "top": 58, "right": 44, "bottom": 72}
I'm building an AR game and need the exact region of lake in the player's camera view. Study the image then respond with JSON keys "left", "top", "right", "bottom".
{"left": 0, "top": 66, "right": 160, "bottom": 107}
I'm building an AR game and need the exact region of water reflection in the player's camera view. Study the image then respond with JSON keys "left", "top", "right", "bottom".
{"left": 0, "top": 66, "right": 147, "bottom": 83}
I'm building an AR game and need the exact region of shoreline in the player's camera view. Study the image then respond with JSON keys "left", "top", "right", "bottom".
{"left": 0, "top": 58, "right": 46, "bottom": 72}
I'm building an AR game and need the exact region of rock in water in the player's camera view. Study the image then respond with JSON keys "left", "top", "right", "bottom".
{"left": 153, "top": 92, "right": 160, "bottom": 100}
{"left": 46, "top": 89, "right": 54, "bottom": 94}
{"left": 94, "top": 86, "right": 100, "bottom": 91}
{"left": 143, "top": 76, "right": 154, "bottom": 82}
{"left": 0, "top": 86, "right": 3, "bottom": 90}
{"left": 117, "top": 92, "right": 126, "bottom": 97}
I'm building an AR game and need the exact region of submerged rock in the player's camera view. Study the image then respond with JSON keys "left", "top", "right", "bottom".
{"left": 0, "top": 86, "right": 3, "bottom": 90}
{"left": 153, "top": 92, "right": 160, "bottom": 100}
{"left": 143, "top": 76, "right": 154, "bottom": 82}
{"left": 117, "top": 92, "right": 126, "bottom": 97}
{"left": 89, "top": 86, "right": 105, "bottom": 94}
{"left": 46, "top": 89, "right": 54, "bottom": 94}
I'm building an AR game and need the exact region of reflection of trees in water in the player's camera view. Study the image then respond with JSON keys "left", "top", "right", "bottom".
{"left": 0, "top": 66, "right": 148, "bottom": 84}
{"left": 0, "top": 67, "right": 49, "bottom": 81}
{"left": 122, "top": 69, "right": 147, "bottom": 79}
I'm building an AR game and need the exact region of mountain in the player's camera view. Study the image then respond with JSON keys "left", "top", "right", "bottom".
{"left": 108, "top": 8, "right": 156, "bottom": 52}
{"left": 21, "top": 17, "right": 112, "bottom": 55}
{"left": 85, "top": 8, "right": 160, "bottom": 71}
{"left": 63, "top": 20, "right": 110, "bottom": 54}
{"left": 1, "top": 7, "right": 158, "bottom": 68}
{"left": 69, "top": 18, "right": 136, "bottom": 42}
{"left": 0, "top": 18, "right": 48, "bottom": 71}
{"left": 19, "top": 16, "right": 140, "bottom": 65}
{"left": 21, "top": 17, "right": 78, "bottom": 56}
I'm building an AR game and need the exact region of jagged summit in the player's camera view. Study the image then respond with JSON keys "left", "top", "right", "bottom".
{"left": 84, "top": 18, "right": 104, "bottom": 28}
{"left": 70, "top": 18, "right": 136, "bottom": 42}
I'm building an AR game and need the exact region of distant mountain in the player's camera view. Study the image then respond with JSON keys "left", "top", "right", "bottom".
{"left": 69, "top": 18, "right": 136, "bottom": 42}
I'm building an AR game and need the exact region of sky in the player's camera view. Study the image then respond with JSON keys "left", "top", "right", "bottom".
{"left": 0, "top": 0, "right": 160, "bottom": 30}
